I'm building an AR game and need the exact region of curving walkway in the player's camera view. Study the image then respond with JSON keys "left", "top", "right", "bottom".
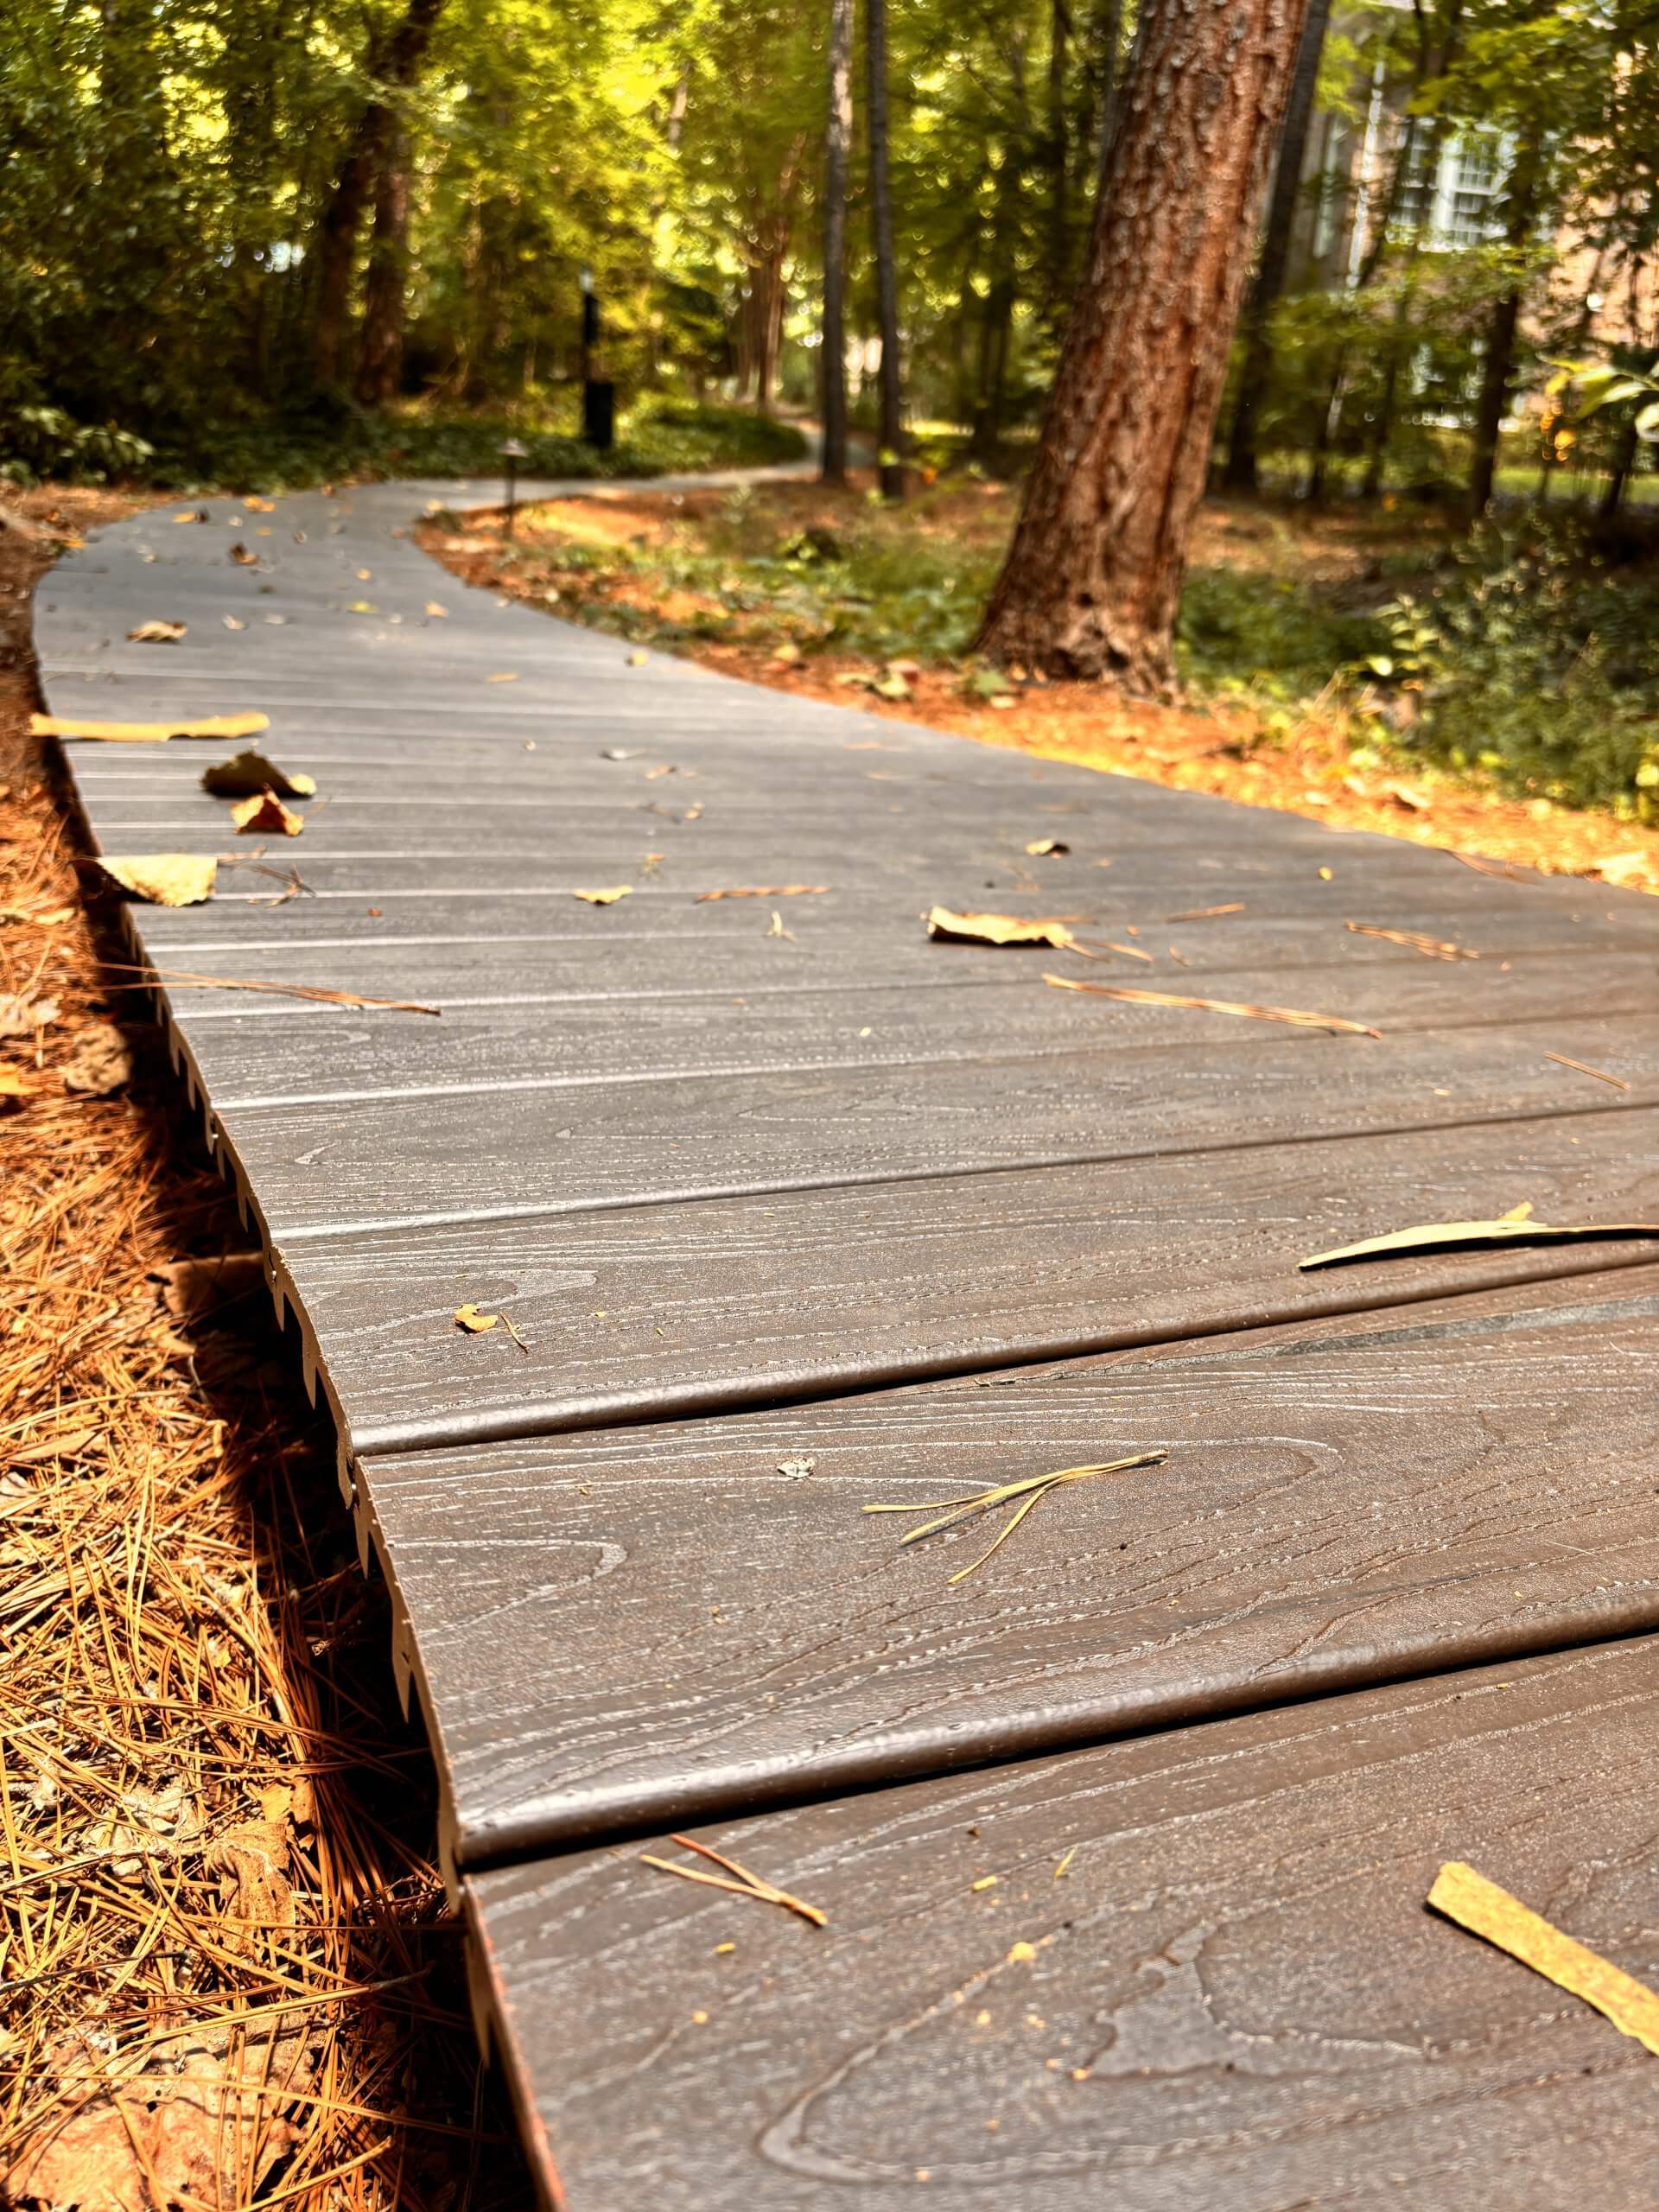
{"left": 35, "top": 469, "right": 1659, "bottom": 2209}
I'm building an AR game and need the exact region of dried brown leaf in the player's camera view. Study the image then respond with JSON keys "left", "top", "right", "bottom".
{"left": 200, "top": 750, "right": 316, "bottom": 799}
{"left": 0, "top": 993, "right": 60, "bottom": 1036}
{"left": 96, "top": 855, "right": 217, "bottom": 906}
{"left": 126, "top": 620, "right": 187, "bottom": 644}
{"left": 60, "top": 1023, "right": 134, "bottom": 1096}
{"left": 1043, "top": 971, "right": 1380, "bottom": 1037}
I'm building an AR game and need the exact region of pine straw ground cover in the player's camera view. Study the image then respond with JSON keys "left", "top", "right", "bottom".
{"left": 0, "top": 495, "right": 531, "bottom": 2210}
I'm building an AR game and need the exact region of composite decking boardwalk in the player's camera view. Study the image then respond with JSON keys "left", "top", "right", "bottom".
{"left": 34, "top": 473, "right": 1659, "bottom": 2208}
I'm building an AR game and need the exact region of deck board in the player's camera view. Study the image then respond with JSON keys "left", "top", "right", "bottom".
{"left": 465, "top": 1632, "right": 1659, "bottom": 2212}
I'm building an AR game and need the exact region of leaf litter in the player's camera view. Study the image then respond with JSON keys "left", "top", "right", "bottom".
{"left": 1300, "top": 1198, "right": 1659, "bottom": 1269}
{"left": 866, "top": 1451, "right": 1168, "bottom": 1585}
{"left": 230, "top": 791, "right": 305, "bottom": 836}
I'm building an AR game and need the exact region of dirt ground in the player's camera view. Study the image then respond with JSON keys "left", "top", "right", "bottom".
{"left": 0, "top": 489, "right": 530, "bottom": 2210}
{"left": 426, "top": 477, "right": 1659, "bottom": 898}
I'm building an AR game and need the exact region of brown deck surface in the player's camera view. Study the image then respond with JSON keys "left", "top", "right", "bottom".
{"left": 36, "top": 476, "right": 1659, "bottom": 2208}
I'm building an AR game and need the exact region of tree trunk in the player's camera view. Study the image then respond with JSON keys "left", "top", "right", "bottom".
{"left": 1091, "top": 0, "right": 1124, "bottom": 189}
{"left": 312, "top": 0, "right": 448, "bottom": 390}
{"left": 864, "top": 0, "right": 906, "bottom": 499}
{"left": 821, "top": 0, "right": 855, "bottom": 483}
{"left": 1046, "top": 0, "right": 1072, "bottom": 315}
{"left": 1223, "top": 0, "right": 1331, "bottom": 493}
{"left": 355, "top": 128, "right": 413, "bottom": 404}
{"left": 1468, "top": 144, "right": 1545, "bottom": 518}
{"left": 976, "top": 0, "right": 1313, "bottom": 695}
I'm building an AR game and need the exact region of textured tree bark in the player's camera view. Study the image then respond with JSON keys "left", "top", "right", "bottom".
{"left": 1222, "top": 0, "right": 1331, "bottom": 493}
{"left": 865, "top": 0, "right": 906, "bottom": 499}
{"left": 1468, "top": 145, "right": 1545, "bottom": 518}
{"left": 821, "top": 0, "right": 855, "bottom": 483}
{"left": 978, "top": 0, "right": 1312, "bottom": 694}
{"left": 355, "top": 129, "right": 413, "bottom": 404}
{"left": 312, "top": 0, "right": 448, "bottom": 390}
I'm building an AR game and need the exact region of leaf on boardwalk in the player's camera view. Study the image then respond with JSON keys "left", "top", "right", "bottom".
{"left": 696, "top": 885, "right": 828, "bottom": 903}
{"left": 1300, "top": 1201, "right": 1659, "bottom": 1270}
{"left": 60, "top": 1023, "right": 134, "bottom": 1096}
{"left": 426, "top": 601, "right": 448, "bottom": 617}
{"left": 927, "top": 907, "right": 1082, "bottom": 950}
{"left": 1024, "top": 838, "right": 1070, "bottom": 857}
{"left": 229, "top": 791, "right": 304, "bottom": 836}
{"left": 1428, "top": 1861, "right": 1659, "bottom": 2057}
{"left": 486, "top": 671, "right": 519, "bottom": 683}
{"left": 30, "top": 711, "right": 269, "bottom": 744}
{"left": 96, "top": 855, "right": 217, "bottom": 906}
{"left": 626, "top": 651, "right": 649, "bottom": 666}
{"left": 1345, "top": 920, "right": 1478, "bottom": 962}
{"left": 200, "top": 750, "right": 316, "bottom": 799}
{"left": 126, "top": 620, "right": 187, "bottom": 643}
{"left": 1166, "top": 903, "right": 1244, "bottom": 921}
{"left": 454, "top": 1301, "right": 528, "bottom": 1351}
{"left": 1043, "top": 971, "right": 1380, "bottom": 1037}
{"left": 229, "top": 542, "right": 259, "bottom": 566}
{"left": 573, "top": 885, "right": 632, "bottom": 905}
{"left": 222, "top": 614, "right": 245, "bottom": 630}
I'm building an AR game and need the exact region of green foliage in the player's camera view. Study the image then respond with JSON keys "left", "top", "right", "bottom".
{"left": 1372, "top": 523, "right": 1659, "bottom": 817}
{"left": 0, "top": 408, "right": 155, "bottom": 489}
{"left": 1177, "top": 567, "right": 1388, "bottom": 704}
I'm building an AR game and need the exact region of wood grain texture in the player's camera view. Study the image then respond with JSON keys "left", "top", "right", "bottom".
{"left": 466, "top": 1634, "right": 1659, "bottom": 2212}
{"left": 274, "top": 1104, "right": 1659, "bottom": 1453}
{"left": 360, "top": 1269, "right": 1659, "bottom": 1863}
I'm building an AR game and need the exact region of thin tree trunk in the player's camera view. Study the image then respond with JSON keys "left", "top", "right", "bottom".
{"left": 1091, "top": 0, "right": 1125, "bottom": 190}
{"left": 312, "top": 0, "right": 448, "bottom": 389}
{"left": 1046, "top": 0, "right": 1072, "bottom": 315}
{"left": 1468, "top": 143, "right": 1545, "bottom": 518}
{"left": 821, "top": 0, "right": 855, "bottom": 483}
{"left": 865, "top": 0, "right": 906, "bottom": 499}
{"left": 976, "top": 0, "right": 1313, "bottom": 695}
{"left": 1223, "top": 0, "right": 1331, "bottom": 493}
{"left": 355, "top": 128, "right": 413, "bottom": 404}
{"left": 1599, "top": 412, "right": 1640, "bottom": 521}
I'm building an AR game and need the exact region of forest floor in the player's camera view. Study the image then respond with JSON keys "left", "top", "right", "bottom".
{"left": 0, "top": 487, "right": 531, "bottom": 2212}
{"left": 423, "top": 470, "right": 1659, "bottom": 895}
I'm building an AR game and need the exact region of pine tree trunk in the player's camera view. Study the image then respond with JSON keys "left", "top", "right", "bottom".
{"left": 1090, "top": 0, "right": 1124, "bottom": 188}
{"left": 311, "top": 0, "right": 448, "bottom": 390}
{"left": 865, "top": 0, "right": 906, "bottom": 499}
{"left": 821, "top": 0, "right": 855, "bottom": 483}
{"left": 977, "top": 0, "right": 1312, "bottom": 695}
{"left": 1223, "top": 0, "right": 1331, "bottom": 493}
{"left": 355, "top": 129, "right": 413, "bottom": 404}
{"left": 1469, "top": 146, "right": 1544, "bottom": 518}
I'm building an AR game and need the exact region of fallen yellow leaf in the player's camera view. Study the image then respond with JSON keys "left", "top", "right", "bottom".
{"left": 97, "top": 855, "right": 217, "bottom": 907}
{"left": 454, "top": 1303, "right": 499, "bottom": 1334}
{"left": 927, "top": 907, "right": 1081, "bottom": 950}
{"left": 30, "top": 713, "right": 269, "bottom": 744}
{"left": 126, "top": 620, "right": 187, "bottom": 644}
{"left": 1300, "top": 1203, "right": 1659, "bottom": 1270}
{"left": 573, "top": 886, "right": 632, "bottom": 905}
{"left": 229, "top": 791, "right": 304, "bottom": 836}
{"left": 486, "top": 671, "right": 519, "bottom": 683}
{"left": 1024, "top": 838, "right": 1070, "bottom": 857}
{"left": 1429, "top": 1861, "right": 1659, "bottom": 2058}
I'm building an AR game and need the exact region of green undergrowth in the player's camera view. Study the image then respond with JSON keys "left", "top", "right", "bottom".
{"left": 1, "top": 396, "right": 806, "bottom": 495}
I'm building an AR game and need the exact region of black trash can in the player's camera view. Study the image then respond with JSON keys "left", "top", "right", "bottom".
{"left": 582, "top": 379, "right": 615, "bottom": 450}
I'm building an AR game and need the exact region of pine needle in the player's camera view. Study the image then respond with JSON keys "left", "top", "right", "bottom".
{"left": 642, "top": 1834, "right": 826, "bottom": 1927}
{"left": 866, "top": 1452, "right": 1167, "bottom": 1583}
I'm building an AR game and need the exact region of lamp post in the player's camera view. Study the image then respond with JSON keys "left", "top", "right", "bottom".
{"left": 500, "top": 437, "right": 529, "bottom": 538}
